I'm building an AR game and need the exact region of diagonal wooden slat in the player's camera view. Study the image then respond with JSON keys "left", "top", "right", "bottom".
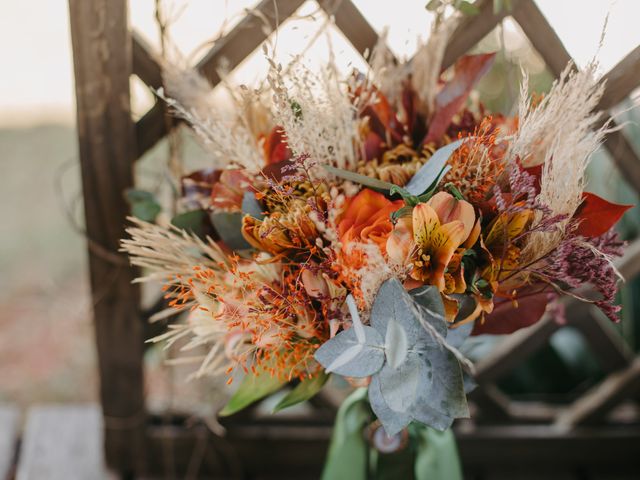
{"left": 135, "top": 0, "right": 306, "bottom": 158}
{"left": 511, "top": 0, "right": 573, "bottom": 78}
{"left": 555, "top": 357, "right": 640, "bottom": 428}
{"left": 598, "top": 45, "right": 640, "bottom": 111}
{"left": 474, "top": 314, "right": 561, "bottom": 384}
{"left": 443, "top": 0, "right": 523, "bottom": 69}
{"left": 318, "top": 0, "right": 381, "bottom": 57}
{"left": 132, "top": 31, "right": 163, "bottom": 90}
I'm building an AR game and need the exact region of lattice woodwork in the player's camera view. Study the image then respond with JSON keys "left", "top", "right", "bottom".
{"left": 69, "top": 0, "right": 640, "bottom": 477}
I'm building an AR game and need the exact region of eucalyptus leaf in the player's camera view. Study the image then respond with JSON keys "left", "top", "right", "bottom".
{"left": 323, "top": 165, "right": 397, "bottom": 192}
{"left": 314, "top": 326, "right": 385, "bottom": 377}
{"left": 210, "top": 211, "right": 252, "bottom": 250}
{"left": 405, "top": 138, "right": 466, "bottom": 196}
{"left": 371, "top": 278, "right": 425, "bottom": 345}
{"left": 385, "top": 319, "right": 408, "bottom": 369}
{"left": 417, "top": 349, "right": 469, "bottom": 419}
{"left": 172, "top": 210, "right": 208, "bottom": 237}
{"left": 411, "top": 402, "right": 454, "bottom": 432}
{"left": 409, "top": 285, "right": 448, "bottom": 340}
{"left": 368, "top": 375, "right": 412, "bottom": 437}
{"left": 378, "top": 357, "right": 423, "bottom": 413}
{"left": 219, "top": 370, "right": 286, "bottom": 416}
{"left": 446, "top": 321, "right": 474, "bottom": 349}
{"left": 273, "top": 371, "right": 330, "bottom": 412}
{"left": 125, "top": 188, "right": 161, "bottom": 222}
{"left": 242, "top": 191, "right": 264, "bottom": 219}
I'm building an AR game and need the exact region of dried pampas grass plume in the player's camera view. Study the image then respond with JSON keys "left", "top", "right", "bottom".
{"left": 512, "top": 63, "right": 609, "bottom": 262}
{"left": 411, "top": 13, "right": 460, "bottom": 115}
{"left": 158, "top": 65, "right": 266, "bottom": 172}
{"left": 266, "top": 46, "right": 360, "bottom": 172}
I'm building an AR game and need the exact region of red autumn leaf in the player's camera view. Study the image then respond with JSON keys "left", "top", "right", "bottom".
{"left": 261, "top": 158, "right": 294, "bottom": 182}
{"left": 423, "top": 53, "right": 496, "bottom": 145}
{"left": 472, "top": 288, "right": 548, "bottom": 335}
{"left": 356, "top": 84, "right": 404, "bottom": 146}
{"left": 181, "top": 168, "right": 221, "bottom": 201}
{"left": 523, "top": 163, "right": 543, "bottom": 194}
{"left": 573, "top": 191, "right": 632, "bottom": 238}
{"left": 363, "top": 130, "right": 385, "bottom": 162}
{"left": 263, "top": 125, "right": 292, "bottom": 165}
{"left": 210, "top": 169, "right": 252, "bottom": 210}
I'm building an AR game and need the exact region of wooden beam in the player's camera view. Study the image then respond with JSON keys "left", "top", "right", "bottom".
{"left": 132, "top": 31, "right": 163, "bottom": 90}
{"left": 511, "top": 0, "right": 572, "bottom": 78}
{"left": 474, "top": 315, "right": 560, "bottom": 384}
{"left": 568, "top": 305, "right": 634, "bottom": 373}
{"left": 68, "top": 0, "right": 146, "bottom": 475}
{"left": 598, "top": 45, "right": 640, "bottom": 111}
{"left": 555, "top": 357, "right": 640, "bottom": 428}
{"left": 601, "top": 121, "right": 640, "bottom": 194}
{"left": 455, "top": 424, "right": 640, "bottom": 469}
{"left": 135, "top": 0, "right": 305, "bottom": 158}
{"left": 443, "top": 0, "right": 521, "bottom": 69}
{"left": 319, "top": 0, "right": 380, "bottom": 58}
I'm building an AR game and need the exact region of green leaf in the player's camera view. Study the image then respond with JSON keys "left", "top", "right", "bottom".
{"left": 242, "top": 191, "right": 265, "bottom": 219}
{"left": 273, "top": 371, "right": 330, "bottom": 412}
{"left": 323, "top": 165, "right": 398, "bottom": 193}
{"left": 457, "top": 0, "right": 479, "bottom": 15}
{"left": 172, "top": 210, "right": 208, "bottom": 237}
{"left": 219, "top": 370, "right": 286, "bottom": 416}
{"left": 405, "top": 138, "right": 467, "bottom": 196}
{"left": 391, "top": 205, "right": 414, "bottom": 222}
{"left": 389, "top": 185, "right": 419, "bottom": 206}
{"left": 125, "top": 188, "right": 161, "bottom": 222}
{"left": 209, "top": 211, "right": 253, "bottom": 250}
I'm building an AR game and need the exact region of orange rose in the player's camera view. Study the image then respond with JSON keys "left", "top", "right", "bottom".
{"left": 338, "top": 189, "right": 403, "bottom": 255}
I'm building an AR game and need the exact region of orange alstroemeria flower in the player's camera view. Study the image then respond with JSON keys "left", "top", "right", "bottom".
{"left": 387, "top": 192, "right": 478, "bottom": 292}
{"left": 338, "top": 189, "right": 404, "bottom": 255}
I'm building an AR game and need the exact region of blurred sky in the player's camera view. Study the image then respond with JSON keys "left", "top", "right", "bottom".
{"left": 1, "top": 0, "right": 639, "bottom": 127}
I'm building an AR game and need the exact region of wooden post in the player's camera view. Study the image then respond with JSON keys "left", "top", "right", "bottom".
{"left": 68, "top": 0, "right": 145, "bottom": 475}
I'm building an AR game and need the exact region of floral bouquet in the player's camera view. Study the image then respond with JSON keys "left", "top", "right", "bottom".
{"left": 122, "top": 11, "right": 630, "bottom": 473}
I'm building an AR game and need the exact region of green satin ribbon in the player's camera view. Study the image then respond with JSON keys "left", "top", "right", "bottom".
{"left": 321, "top": 389, "right": 463, "bottom": 480}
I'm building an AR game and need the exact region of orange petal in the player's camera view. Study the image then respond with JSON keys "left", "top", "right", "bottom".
{"left": 485, "top": 210, "right": 532, "bottom": 252}
{"left": 386, "top": 216, "right": 414, "bottom": 265}
{"left": 463, "top": 218, "right": 481, "bottom": 249}
{"left": 412, "top": 203, "right": 441, "bottom": 247}
{"left": 428, "top": 192, "right": 476, "bottom": 243}
{"left": 430, "top": 221, "right": 465, "bottom": 291}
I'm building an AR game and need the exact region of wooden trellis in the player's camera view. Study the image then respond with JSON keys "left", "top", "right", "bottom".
{"left": 68, "top": 0, "right": 640, "bottom": 477}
